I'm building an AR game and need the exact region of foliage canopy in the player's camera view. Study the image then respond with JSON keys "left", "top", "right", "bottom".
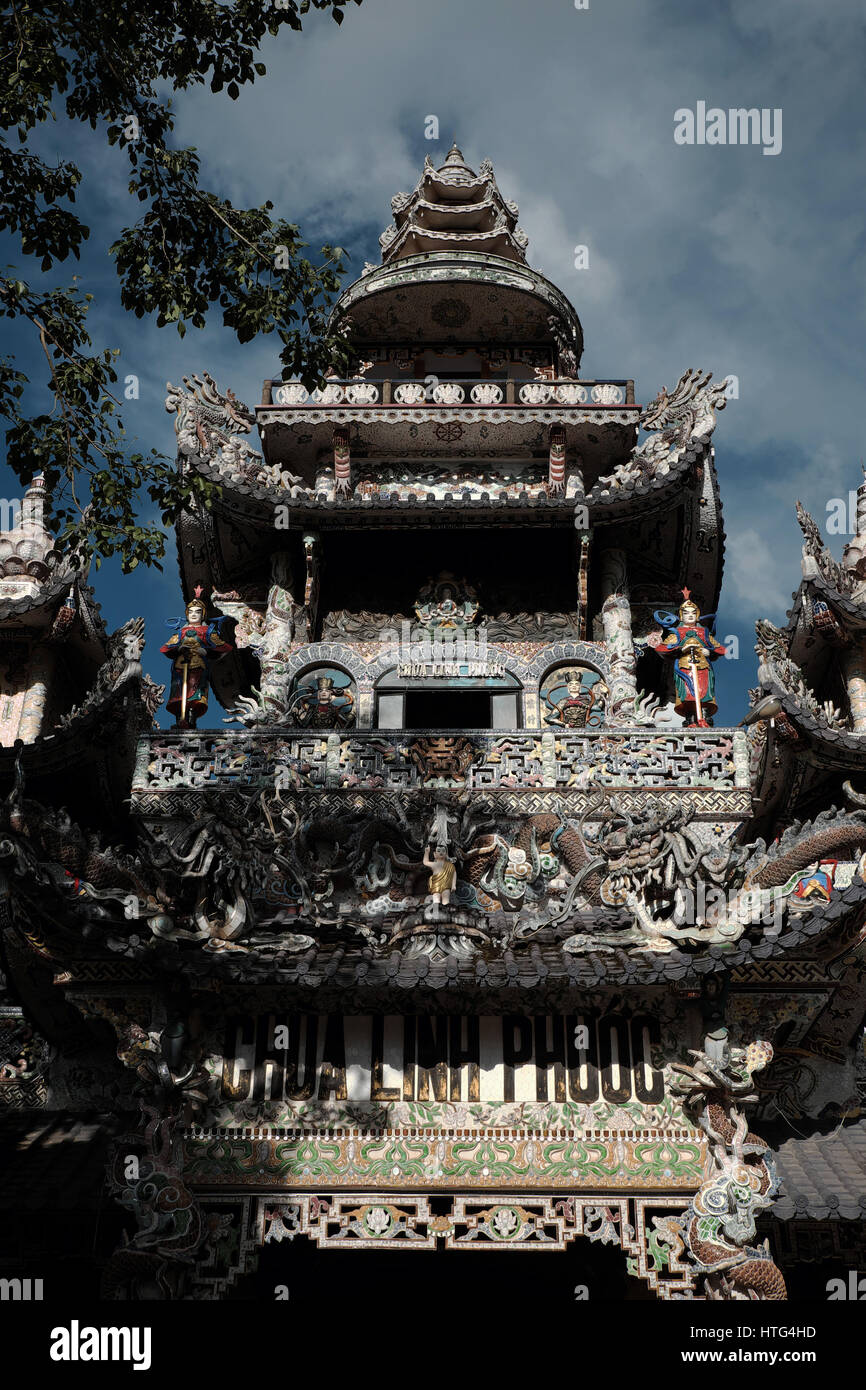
{"left": 0, "top": 0, "right": 361, "bottom": 568}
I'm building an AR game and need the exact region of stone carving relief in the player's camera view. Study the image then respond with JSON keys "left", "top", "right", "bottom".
{"left": 285, "top": 667, "right": 356, "bottom": 730}
{"left": 595, "top": 368, "right": 727, "bottom": 497}
{"left": 667, "top": 1036, "right": 787, "bottom": 1299}
{"left": 540, "top": 665, "right": 608, "bottom": 729}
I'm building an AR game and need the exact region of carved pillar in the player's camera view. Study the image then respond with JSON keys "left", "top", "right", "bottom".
{"left": 17, "top": 644, "right": 56, "bottom": 742}
{"left": 259, "top": 552, "right": 297, "bottom": 717}
{"left": 334, "top": 425, "right": 351, "bottom": 497}
{"left": 842, "top": 644, "right": 866, "bottom": 733}
{"left": 732, "top": 728, "right": 751, "bottom": 786}
{"left": 834, "top": 473, "right": 866, "bottom": 722}
{"left": 599, "top": 549, "right": 637, "bottom": 720}
{"left": 548, "top": 425, "right": 566, "bottom": 495}
{"left": 540, "top": 730, "right": 557, "bottom": 783}
{"left": 356, "top": 681, "right": 374, "bottom": 729}
{"left": 303, "top": 532, "right": 321, "bottom": 642}
{"left": 576, "top": 529, "right": 590, "bottom": 641}
{"left": 325, "top": 731, "right": 341, "bottom": 782}
{"left": 523, "top": 686, "right": 540, "bottom": 728}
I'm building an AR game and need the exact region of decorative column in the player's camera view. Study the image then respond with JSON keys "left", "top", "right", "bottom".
{"left": 356, "top": 681, "right": 375, "bottom": 728}
{"left": 547, "top": 425, "right": 566, "bottom": 495}
{"left": 334, "top": 425, "right": 351, "bottom": 497}
{"left": 576, "top": 529, "right": 590, "bottom": 640}
{"left": 836, "top": 467, "right": 866, "bottom": 731}
{"left": 842, "top": 645, "right": 866, "bottom": 733}
{"left": 326, "top": 731, "right": 342, "bottom": 783}
{"left": 540, "top": 730, "right": 557, "bottom": 784}
{"left": 303, "top": 532, "right": 321, "bottom": 642}
{"left": 258, "top": 552, "right": 297, "bottom": 718}
{"left": 599, "top": 549, "right": 637, "bottom": 720}
{"left": 17, "top": 644, "right": 56, "bottom": 742}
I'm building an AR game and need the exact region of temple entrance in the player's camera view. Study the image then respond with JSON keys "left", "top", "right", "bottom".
{"left": 232, "top": 1229, "right": 656, "bottom": 1307}
{"left": 404, "top": 688, "right": 492, "bottom": 729}
{"left": 376, "top": 671, "right": 522, "bottom": 729}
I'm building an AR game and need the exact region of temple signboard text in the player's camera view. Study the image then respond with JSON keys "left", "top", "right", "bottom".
{"left": 220, "top": 1013, "right": 665, "bottom": 1106}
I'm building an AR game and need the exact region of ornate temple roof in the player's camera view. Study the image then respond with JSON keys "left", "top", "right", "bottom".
{"left": 379, "top": 142, "right": 529, "bottom": 264}
{"left": 0, "top": 473, "right": 162, "bottom": 790}
{"left": 0, "top": 475, "right": 109, "bottom": 649}
{"left": 0, "top": 476, "right": 57, "bottom": 585}
{"left": 0, "top": 475, "right": 79, "bottom": 622}
{"left": 745, "top": 463, "right": 866, "bottom": 831}
{"left": 331, "top": 142, "right": 583, "bottom": 352}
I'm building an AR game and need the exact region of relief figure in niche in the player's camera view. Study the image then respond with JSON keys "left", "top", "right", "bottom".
{"left": 414, "top": 573, "right": 480, "bottom": 635}
{"left": 285, "top": 668, "right": 356, "bottom": 729}
{"left": 541, "top": 665, "right": 608, "bottom": 729}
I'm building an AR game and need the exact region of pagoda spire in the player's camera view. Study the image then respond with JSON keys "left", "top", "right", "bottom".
{"left": 378, "top": 141, "right": 529, "bottom": 264}
{"left": 442, "top": 138, "right": 468, "bottom": 168}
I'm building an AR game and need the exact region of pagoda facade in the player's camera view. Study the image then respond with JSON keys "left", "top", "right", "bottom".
{"left": 1, "top": 145, "right": 865, "bottom": 1301}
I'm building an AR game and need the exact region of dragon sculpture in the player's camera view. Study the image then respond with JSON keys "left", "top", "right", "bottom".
{"left": 166, "top": 372, "right": 307, "bottom": 494}
{"left": 667, "top": 1036, "right": 787, "bottom": 1299}
{"left": 752, "top": 618, "right": 844, "bottom": 727}
{"left": 101, "top": 1105, "right": 229, "bottom": 1300}
{"left": 4, "top": 756, "right": 866, "bottom": 962}
{"left": 796, "top": 501, "right": 849, "bottom": 593}
{"left": 56, "top": 616, "right": 165, "bottom": 729}
{"left": 594, "top": 368, "right": 728, "bottom": 494}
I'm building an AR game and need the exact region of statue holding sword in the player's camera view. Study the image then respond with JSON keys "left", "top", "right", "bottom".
{"left": 646, "top": 589, "right": 726, "bottom": 727}
{"left": 161, "top": 586, "right": 233, "bottom": 730}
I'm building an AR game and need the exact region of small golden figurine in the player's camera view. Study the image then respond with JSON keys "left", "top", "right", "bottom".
{"left": 423, "top": 843, "right": 457, "bottom": 907}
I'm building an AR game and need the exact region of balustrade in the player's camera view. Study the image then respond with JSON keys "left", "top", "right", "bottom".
{"left": 269, "top": 378, "right": 633, "bottom": 408}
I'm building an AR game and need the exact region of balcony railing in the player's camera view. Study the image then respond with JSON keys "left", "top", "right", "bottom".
{"left": 265, "top": 378, "right": 636, "bottom": 408}
{"left": 134, "top": 727, "right": 749, "bottom": 797}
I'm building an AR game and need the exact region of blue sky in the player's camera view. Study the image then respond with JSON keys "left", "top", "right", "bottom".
{"left": 3, "top": 0, "right": 865, "bottom": 727}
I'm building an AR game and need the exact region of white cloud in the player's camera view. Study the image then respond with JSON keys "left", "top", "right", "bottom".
{"left": 725, "top": 526, "right": 796, "bottom": 621}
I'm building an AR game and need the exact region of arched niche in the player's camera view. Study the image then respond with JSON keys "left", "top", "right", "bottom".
{"left": 539, "top": 661, "right": 610, "bottom": 730}
{"left": 285, "top": 663, "right": 357, "bottom": 730}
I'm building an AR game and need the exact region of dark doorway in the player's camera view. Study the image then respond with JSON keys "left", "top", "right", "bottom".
{"left": 233, "top": 1224, "right": 656, "bottom": 1307}
{"left": 404, "top": 689, "right": 491, "bottom": 730}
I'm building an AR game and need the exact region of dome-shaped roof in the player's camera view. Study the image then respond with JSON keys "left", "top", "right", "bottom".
{"left": 332, "top": 144, "right": 583, "bottom": 361}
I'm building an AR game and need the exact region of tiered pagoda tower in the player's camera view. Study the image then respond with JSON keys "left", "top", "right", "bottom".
{"left": 1, "top": 145, "right": 865, "bottom": 1303}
